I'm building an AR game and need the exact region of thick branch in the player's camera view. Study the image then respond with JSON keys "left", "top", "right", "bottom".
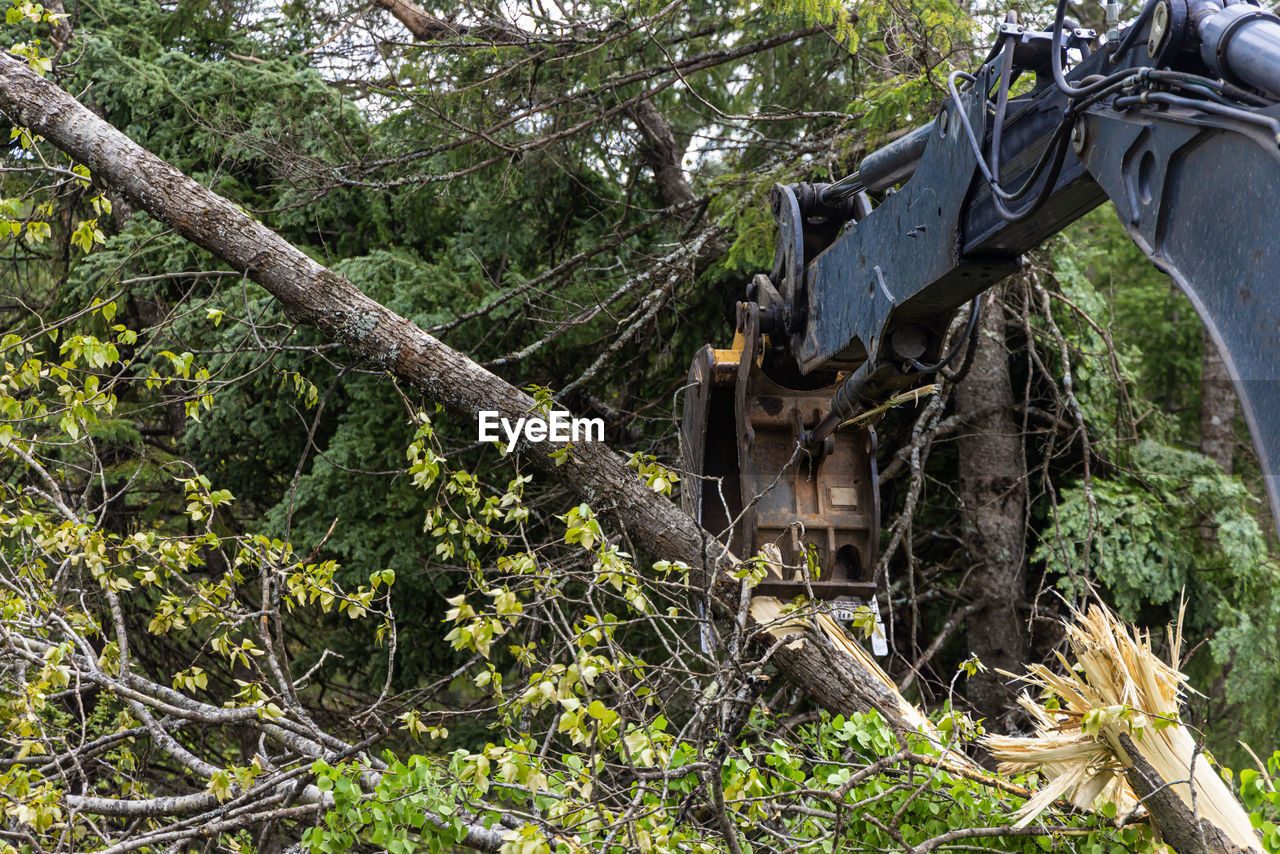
{"left": 369, "top": 0, "right": 526, "bottom": 45}
{"left": 628, "top": 97, "right": 698, "bottom": 215}
{"left": 372, "top": 0, "right": 469, "bottom": 41}
{"left": 1117, "top": 734, "right": 1250, "bottom": 854}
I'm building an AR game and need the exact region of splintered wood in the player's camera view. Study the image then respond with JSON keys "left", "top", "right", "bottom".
{"left": 748, "top": 544, "right": 939, "bottom": 740}
{"left": 749, "top": 545, "right": 1259, "bottom": 854}
{"left": 985, "top": 602, "right": 1260, "bottom": 853}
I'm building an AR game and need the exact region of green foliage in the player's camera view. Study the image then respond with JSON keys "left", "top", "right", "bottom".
{"left": 297, "top": 706, "right": 1155, "bottom": 854}
{"left": 1053, "top": 211, "right": 1204, "bottom": 442}
{"left": 1034, "top": 216, "right": 1280, "bottom": 758}
{"left": 1237, "top": 751, "right": 1280, "bottom": 853}
{"left": 1038, "top": 440, "right": 1269, "bottom": 610}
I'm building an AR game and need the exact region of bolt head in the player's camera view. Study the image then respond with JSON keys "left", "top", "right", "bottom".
{"left": 1070, "top": 119, "right": 1089, "bottom": 155}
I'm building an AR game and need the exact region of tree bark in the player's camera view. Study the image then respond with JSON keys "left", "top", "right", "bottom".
{"left": 372, "top": 0, "right": 461, "bottom": 40}
{"left": 1117, "top": 734, "right": 1252, "bottom": 854}
{"left": 627, "top": 98, "right": 699, "bottom": 215}
{"left": 370, "top": 0, "right": 519, "bottom": 43}
{"left": 0, "top": 52, "right": 914, "bottom": 733}
{"left": 1200, "top": 329, "right": 1235, "bottom": 473}
{"left": 953, "top": 291, "right": 1029, "bottom": 728}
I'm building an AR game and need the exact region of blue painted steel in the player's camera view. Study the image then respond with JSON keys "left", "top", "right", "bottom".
{"left": 774, "top": 0, "right": 1280, "bottom": 523}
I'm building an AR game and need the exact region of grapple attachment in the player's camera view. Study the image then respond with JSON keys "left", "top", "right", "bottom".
{"left": 680, "top": 301, "right": 880, "bottom": 609}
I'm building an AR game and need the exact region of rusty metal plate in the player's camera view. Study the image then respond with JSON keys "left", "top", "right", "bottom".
{"left": 680, "top": 308, "right": 880, "bottom": 601}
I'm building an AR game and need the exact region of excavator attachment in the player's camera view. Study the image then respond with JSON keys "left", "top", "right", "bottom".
{"left": 680, "top": 297, "right": 880, "bottom": 620}
{"left": 683, "top": 0, "right": 1280, "bottom": 655}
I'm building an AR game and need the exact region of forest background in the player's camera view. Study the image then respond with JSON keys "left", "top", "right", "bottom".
{"left": 2, "top": 0, "right": 1279, "bottom": 851}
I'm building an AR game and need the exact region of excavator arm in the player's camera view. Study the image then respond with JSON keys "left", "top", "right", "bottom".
{"left": 682, "top": 0, "right": 1280, "bottom": 623}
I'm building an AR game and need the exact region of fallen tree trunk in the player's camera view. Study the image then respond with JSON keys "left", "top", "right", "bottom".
{"left": 0, "top": 52, "right": 913, "bottom": 732}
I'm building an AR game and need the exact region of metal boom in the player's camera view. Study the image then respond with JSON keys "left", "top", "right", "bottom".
{"left": 683, "top": 0, "right": 1280, "bottom": 620}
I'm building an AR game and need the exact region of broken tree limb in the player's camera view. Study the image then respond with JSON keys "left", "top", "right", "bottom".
{"left": 0, "top": 52, "right": 920, "bottom": 735}
{"left": 1118, "top": 733, "right": 1251, "bottom": 854}
{"left": 985, "top": 602, "right": 1261, "bottom": 854}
